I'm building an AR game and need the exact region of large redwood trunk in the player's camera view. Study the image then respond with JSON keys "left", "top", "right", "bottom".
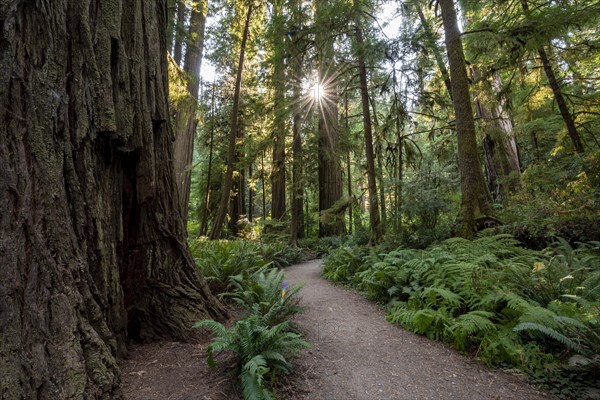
{"left": 0, "top": 1, "right": 224, "bottom": 398}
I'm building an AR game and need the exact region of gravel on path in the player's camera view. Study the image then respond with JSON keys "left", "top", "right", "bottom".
{"left": 285, "top": 259, "right": 551, "bottom": 400}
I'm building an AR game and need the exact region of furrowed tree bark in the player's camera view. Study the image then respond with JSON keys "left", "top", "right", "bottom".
{"left": 0, "top": 1, "right": 224, "bottom": 398}
{"left": 355, "top": 20, "right": 382, "bottom": 244}
{"left": 209, "top": 2, "right": 253, "bottom": 240}
{"left": 439, "top": 0, "right": 493, "bottom": 239}
{"left": 173, "top": 0, "right": 207, "bottom": 222}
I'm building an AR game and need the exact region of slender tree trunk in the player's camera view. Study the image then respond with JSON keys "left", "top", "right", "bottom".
{"left": 390, "top": 67, "right": 405, "bottom": 233}
{"left": 290, "top": 12, "right": 305, "bottom": 243}
{"left": 315, "top": 0, "right": 345, "bottom": 237}
{"left": 355, "top": 22, "right": 382, "bottom": 244}
{"left": 345, "top": 94, "right": 353, "bottom": 235}
{"left": 248, "top": 163, "right": 254, "bottom": 222}
{"left": 0, "top": 1, "right": 224, "bottom": 398}
{"left": 209, "top": 3, "right": 253, "bottom": 240}
{"left": 172, "top": 0, "right": 186, "bottom": 66}
{"left": 520, "top": 0, "right": 584, "bottom": 154}
{"left": 173, "top": 1, "right": 207, "bottom": 223}
{"left": 416, "top": 5, "right": 453, "bottom": 100}
{"left": 440, "top": 0, "right": 493, "bottom": 239}
{"left": 370, "top": 96, "right": 387, "bottom": 232}
{"left": 271, "top": 0, "right": 286, "bottom": 221}
{"left": 200, "top": 82, "right": 216, "bottom": 236}
{"left": 261, "top": 150, "right": 267, "bottom": 220}
{"left": 229, "top": 133, "right": 246, "bottom": 236}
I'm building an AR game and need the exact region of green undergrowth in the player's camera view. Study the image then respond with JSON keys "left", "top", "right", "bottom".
{"left": 322, "top": 234, "right": 600, "bottom": 399}
{"left": 191, "top": 239, "right": 311, "bottom": 294}
{"left": 192, "top": 239, "right": 309, "bottom": 399}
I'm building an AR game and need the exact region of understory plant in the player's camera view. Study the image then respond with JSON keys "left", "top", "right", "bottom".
{"left": 194, "top": 242, "right": 309, "bottom": 399}
{"left": 225, "top": 267, "right": 304, "bottom": 327}
{"left": 194, "top": 316, "right": 309, "bottom": 400}
{"left": 192, "top": 240, "right": 268, "bottom": 293}
{"left": 322, "top": 234, "right": 599, "bottom": 398}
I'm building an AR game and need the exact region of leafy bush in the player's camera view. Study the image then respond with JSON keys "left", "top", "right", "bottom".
{"left": 225, "top": 267, "right": 304, "bottom": 328}
{"left": 194, "top": 316, "right": 309, "bottom": 400}
{"left": 321, "top": 245, "right": 369, "bottom": 282}
{"left": 298, "top": 236, "right": 349, "bottom": 256}
{"left": 191, "top": 240, "right": 282, "bottom": 294}
{"left": 258, "top": 242, "right": 307, "bottom": 269}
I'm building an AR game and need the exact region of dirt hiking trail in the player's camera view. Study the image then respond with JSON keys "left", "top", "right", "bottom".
{"left": 121, "top": 259, "right": 550, "bottom": 400}
{"left": 284, "top": 260, "right": 549, "bottom": 400}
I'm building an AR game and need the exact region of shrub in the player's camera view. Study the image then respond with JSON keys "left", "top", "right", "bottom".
{"left": 224, "top": 267, "right": 304, "bottom": 328}
{"left": 194, "top": 316, "right": 309, "bottom": 400}
{"left": 191, "top": 240, "right": 268, "bottom": 293}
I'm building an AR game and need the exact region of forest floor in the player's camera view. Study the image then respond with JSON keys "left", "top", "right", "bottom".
{"left": 120, "top": 259, "right": 551, "bottom": 400}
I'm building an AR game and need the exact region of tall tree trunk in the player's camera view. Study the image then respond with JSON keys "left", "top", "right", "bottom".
{"left": 440, "top": 0, "right": 493, "bottom": 239}
{"left": 416, "top": 5, "right": 453, "bottom": 100}
{"left": 261, "top": 150, "right": 267, "bottom": 220}
{"left": 355, "top": 22, "right": 382, "bottom": 244}
{"left": 172, "top": 0, "right": 187, "bottom": 66}
{"left": 229, "top": 129, "right": 246, "bottom": 237}
{"left": 173, "top": 1, "right": 206, "bottom": 223}
{"left": 370, "top": 96, "right": 387, "bottom": 232}
{"left": 209, "top": 3, "right": 253, "bottom": 240}
{"left": 316, "top": 0, "right": 345, "bottom": 237}
{"left": 290, "top": 8, "right": 305, "bottom": 243}
{"left": 474, "top": 72, "right": 521, "bottom": 203}
{"left": 200, "top": 82, "right": 216, "bottom": 237}
{"left": 271, "top": 0, "right": 286, "bottom": 221}
{"left": 345, "top": 94, "right": 353, "bottom": 235}
{"left": 520, "top": 0, "right": 584, "bottom": 154}
{"left": 0, "top": 1, "right": 224, "bottom": 398}
{"left": 248, "top": 163, "right": 254, "bottom": 222}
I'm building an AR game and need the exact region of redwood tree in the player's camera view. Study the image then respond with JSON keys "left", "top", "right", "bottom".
{"left": 173, "top": 0, "right": 208, "bottom": 221}
{"left": 0, "top": 1, "right": 224, "bottom": 398}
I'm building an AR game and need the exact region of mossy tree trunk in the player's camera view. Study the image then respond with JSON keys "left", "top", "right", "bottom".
{"left": 173, "top": 0, "right": 207, "bottom": 222}
{"left": 290, "top": 0, "right": 305, "bottom": 243}
{"left": 355, "top": 19, "right": 382, "bottom": 244}
{"left": 271, "top": 0, "right": 286, "bottom": 222}
{"left": 209, "top": 2, "right": 253, "bottom": 240}
{"left": 439, "top": 0, "right": 493, "bottom": 239}
{"left": 474, "top": 72, "right": 521, "bottom": 203}
{"left": 0, "top": 1, "right": 224, "bottom": 398}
